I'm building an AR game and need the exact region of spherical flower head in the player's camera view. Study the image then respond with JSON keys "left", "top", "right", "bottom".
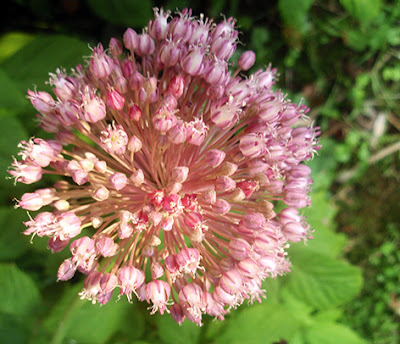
{"left": 9, "top": 8, "right": 320, "bottom": 325}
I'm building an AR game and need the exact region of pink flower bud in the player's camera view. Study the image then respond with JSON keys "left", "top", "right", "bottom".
{"left": 202, "top": 189, "right": 217, "bottom": 204}
{"left": 229, "top": 238, "right": 251, "bottom": 260}
{"left": 127, "top": 135, "right": 142, "bottom": 153}
{"left": 100, "top": 273, "right": 118, "bottom": 294}
{"left": 237, "top": 258, "right": 259, "bottom": 278}
{"left": 123, "top": 28, "right": 138, "bottom": 51}
{"left": 212, "top": 199, "right": 231, "bottom": 215}
{"left": 109, "top": 37, "right": 123, "bottom": 57}
{"left": 172, "top": 166, "right": 189, "bottom": 183}
{"left": 129, "top": 71, "right": 144, "bottom": 90}
{"left": 128, "top": 103, "right": 142, "bottom": 121}
{"left": 282, "top": 221, "right": 308, "bottom": 242}
{"left": 167, "top": 121, "right": 187, "bottom": 144}
{"left": 215, "top": 176, "right": 236, "bottom": 192}
{"left": 151, "top": 261, "right": 165, "bottom": 279}
{"left": 152, "top": 107, "right": 177, "bottom": 133}
{"left": 181, "top": 47, "right": 205, "bottom": 76}
{"left": 170, "top": 303, "right": 186, "bottom": 325}
{"left": 185, "top": 119, "right": 207, "bottom": 145}
{"left": 118, "top": 265, "right": 145, "bottom": 301}
{"left": 48, "top": 236, "right": 69, "bottom": 253}
{"left": 93, "top": 185, "right": 110, "bottom": 201}
{"left": 166, "top": 75, "right": 185, "bottom": 98}
{"left": 106, "top": 89, "right": 125, "bottom": 111}
{"left": 57, "top": 258, "right": 76, "bottom": 281}
{"left": 184, "top": 211, "right": 202, "bottom": 228}
{"left": 160, "top": 216, "right": 174, "bottom": 231}
{"left": 242, "top": 212, "right": 266, "bottom": 230}
{"left": 90, "top": 44, "right": 114, "bottom": 79}
{"left": 130, "top": 168, "right": 144, "bottom": 186}
{"left": 160, "top": 40, "right": 182, "bottom": 66}
{"left": 205, "top": 149, "right": 226, "bottom": 168}
{"left": 109, "top": 172, "right": 127, "bottom": 190}
{"left": 19, "top": 192, "right": 44, "bottom": 211}
{"left": 145, "top": 280, "right": 171, "bottom": 315}
{"left": 81, "top": 88, "right": 106, "bottom": 123}
{"left": 135, "top": 34, "right": 155, "bottom": 56}
{"left": 118, "top": 223, "right": 133, "bottom": 239}
{"left": 219, "top": 269, "right": 243, "bottom": 294}
{"left": 27, "top": 90, "right": 54, "bottom": 114}
{"left": 238, "top": 50, "right": 256, "bottom": 71}
{"left": 94, "top": 160, "right": 107, "bottom": 173}
{"left": 96, "top": 235, "right": 119, "bottom": 257}
{"left": 239, "top": 133, "right": 266, "bottom": 158}
{"left": 148, "top": 9, "right": 169, "bottom": 40}
{"left": 236, "top": 180, "right": 258, "bottom": 198}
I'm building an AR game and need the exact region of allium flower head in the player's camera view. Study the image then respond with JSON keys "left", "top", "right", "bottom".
{"left": 9, "top": 8, "right": 320, "bottom": 325}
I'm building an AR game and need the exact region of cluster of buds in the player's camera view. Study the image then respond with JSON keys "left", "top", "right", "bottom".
{"left": 9, "top": 8, "right": 319, "bottom": 325}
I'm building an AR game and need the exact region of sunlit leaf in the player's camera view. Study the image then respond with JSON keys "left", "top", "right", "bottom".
{"left": 214, "top": 303, "right": 301, "bottom": 344}
{"left": 0, "top": 32, "right": 34, "bottom": 63}
{"left": 302, "top": 191, "right": 348, "bottom": 258}
{"left": 44, "top": 284, "right": 131, "bottom": 344}
{"left": 339, "top": 0, "right": 381, "bottom": 25}
{"left": 285, "top": 247, "right": 363, "bottom": 310}
{"left": 1, "top": 35, "right": 89, "bottom": 94}
{"left": 305, "top": 322, "right": 367, "bottom": 344}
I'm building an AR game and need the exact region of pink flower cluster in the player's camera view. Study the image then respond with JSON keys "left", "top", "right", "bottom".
{"left": 9, "top": 9, "right": 319, "bottom": 325}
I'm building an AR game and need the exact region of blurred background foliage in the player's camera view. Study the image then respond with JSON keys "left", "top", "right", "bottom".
{"left": 0, "top": 0, "right": 399, "bottom": 343}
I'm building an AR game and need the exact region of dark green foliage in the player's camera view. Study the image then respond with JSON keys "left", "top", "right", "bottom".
{"left": 0, "top": 0, "right": 399, "bottom": 343}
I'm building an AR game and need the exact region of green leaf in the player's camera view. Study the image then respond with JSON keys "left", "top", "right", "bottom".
{"left": 0, "top": 68, "right": 26, "bottom": 112}
{"left": 86, "top": 0, "right": 152, "bottom": 28}
{"left": 44, "top": 284, "right": 131, "bottom": 344}
{"left": 0, "top": 207, "right": 30, "bottom": 260}
{"left": 0, "top": 263, "right": 41, "bottom": 316}
{"left": 156, "top": 314, "right": 201, "bottom": 344}
{"left": 302, "top": 191, "right": 348, "bottom": 258}
{"left": 339, "top": 0, "right": 381, "bottom": 25}
{"left": 305, "top": 322, "right": 366, "bottom": 344}
{"left": 0, "top": 114, "right": 30, "bottom": 203}
{"left": 0, "top": 312, "right": 30, "bottom": 344}
{"left": 214, "top": 303, "right": 301, "bottom": 344}
{"left": 278, "top": 0, "right": 315, "bottom": 34}
{"left": 0, "top": 32, "right": 35, "bottom": 64}
{"left": 285, "top": 247, "right": 363, "bottom": 310}
{"left": 1, "top": 35, "right": 89, "bottom": 94}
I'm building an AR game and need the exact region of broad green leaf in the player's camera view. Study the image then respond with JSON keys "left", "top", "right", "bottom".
{"left": 0, "top": 32, "right": 34, "bottom": 63}
{"left": 86, "top": 0, "right": 152, "bottom": 28}
{"left": 305, "top": 322, "right": 366, "bottom": 344}
{"left": 262, "top": 276, "right": 280, "bottom": 304}
{"left": 281, "top": 289, "right": 313, "bottom": 326}
{"left": 0, "top": 312, "right": 30, "bottom": 344}
{"left": 0, "top": 114, "right": 30, "bottom": 204}
{"left": 0, "top": 207, "right": 30, "bottom": 260}
{"left": 339, "top": 0, "right": 381, "bottom": 25}
{"left": 156, "top": 313, "right": 201, "bottom": 344}
{"left": 302, "top": 191, "right": 348, "bottom": 258}
{"left": 44, "top": 284, "right": 131, "bottom": 344}
{"left": 0, "top": 68, "right": 26, "bottom": 112}
{"left": 214, "top": 303, "right": 301, "bottom": 344}
{"left": 0, "top": 263, "right": 41, "bottom": 316}
{"left": 1, "top": 35, "right": 89, "bottom": 94}
{"left": 285, "top": 247, "right": 363, "bottom": 310}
